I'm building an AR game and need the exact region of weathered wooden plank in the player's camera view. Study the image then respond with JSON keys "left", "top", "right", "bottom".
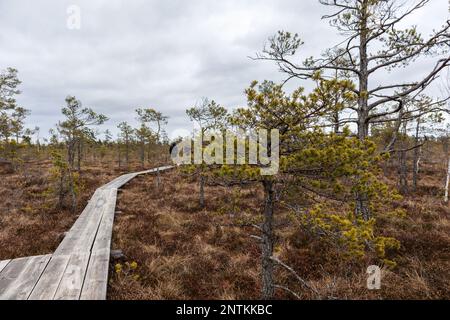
{"left": 0, "top": 257, "right": 29, "bottom": 299}
{"left": 77, "top": 190, "right": 117, "bottom": 300}
{"left": 54, "top": 168, "right": 162, "bottom": 256}
{"left": 69, "top": 189, "right": 104, "bottom": 228}
{"left": 118, "top": 174, "right": 138, "bottom": 187}
{"left": 53, "top": 253, "right": 90, "bottom": 300}
{"left": 91, "top": 189, "right": 117, "bottom": 253}
{"left": 54, "top": 190, "right": 109, "bottom": 255}
{"left": 72, "top": 190, "right": 105, "bottom": 228}
{"left": 101, "top": 173, "right": 135, "bottom": 189}
{"left": 79, "top": 250, "right": 110, "bottom": 300}
{"left": 136, "top": 166, "right": 173, "bottom": 176}
{"left": 106, "top": 173, "right": 137, "bottom": 189}
{"left": 0, "top": 255, "right": 51, "bottom": 300}
{"left": 28, "top": 255, "right": 71, "bottom": 300}
{"left": 1, "top": 166, "right": 174, "bottom": 300}
{"left": 0, "top": 260, "right": 10, "bottom": 274}
{"left": 102, "top": 166, "right": 172, "bottom": 190}
{"left": 70, "top": 191, "right": 111, "bottom": 253}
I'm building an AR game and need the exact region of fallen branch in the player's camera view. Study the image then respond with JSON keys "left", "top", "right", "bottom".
{"left": 249, "top": 235, "right": 263, "bottom": 242}
{"left": 274, "top": 284, "right": 302, "bottom": 299}
{"left": 390, "top": 142, "right": 425, "bottom": 154}
{"left": 270, "top": 256, "right": 322, "bottom": 299}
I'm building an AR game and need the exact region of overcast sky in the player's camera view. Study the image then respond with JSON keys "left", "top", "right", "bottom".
{"left": 0, "top": 0, "right": 448, "bottom": 140}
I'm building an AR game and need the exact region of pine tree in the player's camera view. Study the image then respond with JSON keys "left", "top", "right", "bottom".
{"left": 185, "top": 98, "right": 228, "bottom": 207}
{"left": 257, "top": 0, "right": 450, "bottom": 219}
{"left": 202, "top": 80, "right": 402, "bottom": 299}
{"left": 118, "top": 121, "right": 134, "bottom": 168}
{"left": 57, "top": 96, "right": 108, "bottom": 212}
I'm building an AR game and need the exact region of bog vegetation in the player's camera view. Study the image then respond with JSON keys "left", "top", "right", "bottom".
{"left": 1, "top": 0, "right": 449, "bottom": 299}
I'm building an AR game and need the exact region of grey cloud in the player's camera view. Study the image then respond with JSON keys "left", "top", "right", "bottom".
{"left": 0, "top": 0, "right": 448, "bottom": 140}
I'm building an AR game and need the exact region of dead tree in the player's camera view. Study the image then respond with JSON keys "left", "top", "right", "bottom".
{"left": 257, "top": 0, "right": 450, "bottom": 218}
{"left": 412, "top": 118, "right": 422, "bottom": 191}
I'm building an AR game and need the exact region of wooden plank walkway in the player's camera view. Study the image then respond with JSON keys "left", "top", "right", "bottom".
{"left": 0, "top": 166, "right": 173, "bottom": 300}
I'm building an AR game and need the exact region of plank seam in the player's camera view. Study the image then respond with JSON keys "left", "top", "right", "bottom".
{"left": 2, "top": 166, "right": 173, "bottom": 300}
{"left": 25, "top": 255, "right": 52, "bottom": 300}
{"left": 0, "top": 260, "right": 11, "bottom": 274}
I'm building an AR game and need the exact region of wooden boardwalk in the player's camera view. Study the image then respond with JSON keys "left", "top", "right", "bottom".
{"left": 0, "top": 166, "right": 172, "bottom": 300}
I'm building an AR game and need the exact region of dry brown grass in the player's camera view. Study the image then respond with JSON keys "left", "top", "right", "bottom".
{"left": 108, "top": 164, "right": 450, "bottom": 300}
{"left": 1, "top": 152, "right": 449, "bottom": 300}
{"left": 0, "top": 159, "right": 144, "bottom": 260}
{"left": 108, "top": 171, "right": 262, "bottom": 300}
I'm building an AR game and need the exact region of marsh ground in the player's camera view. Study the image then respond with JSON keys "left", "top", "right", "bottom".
{"left": 108, "top": 167, "right": 450, "bottom": 300}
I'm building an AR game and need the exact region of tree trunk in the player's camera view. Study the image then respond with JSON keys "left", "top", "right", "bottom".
{"left": 412, "top": 119, "right": 421, "bottom": 192}
{"left": 117, "top": 143, "right": 121, "bottom": 168}
{"left": 156, "top": 166, "right": 161, "bottom": 189}
{"left": 58, "top": 173, "right": 65, "bottom": 208}
{"left": 333, "top": 110, "right": 340, "bottom": 134}
{"left": 397, "top": 121, "right": 409, "bottom": 195}
{"left": 355, "top": 192, "right": 370, "bottom": 221}
{"left": 333, "top": 70, "right": 340, "bottom": 134}
{"left": 444, "top": 157, "right": 450, "bottom": 204}
{"left": 68, "top": 166, "right": 77, "bottom": 213}
{"left": 125, "top": 140, "right": 129, "bottom": 168}
{"left": 67, "top": 138, "right": 75, "bottom": 169}
{"left": 357, "top": 1, "right": 369, "bottom": 142}
{"left": 199, "top": 174, "right": 205, "bottom": 208}
{"left": 398, "top": 149, "right": 408, "bottom": 195}
{"left": 66, "top": 137, "right": 77, "bottom": 211}
{"left": 140, "top": 139, "right": 145, "bottom": 168}
{"left": 261, "top": 179, "right": 275, "bottom": 300}
{"left": 412, "top": 147, "right": 421, "bottom": 191}
{"left": 76, "top": 138, "right": 82, "bottom": 171}
{"left": 355, "top": 1, "right": 371, "bottom": 220}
